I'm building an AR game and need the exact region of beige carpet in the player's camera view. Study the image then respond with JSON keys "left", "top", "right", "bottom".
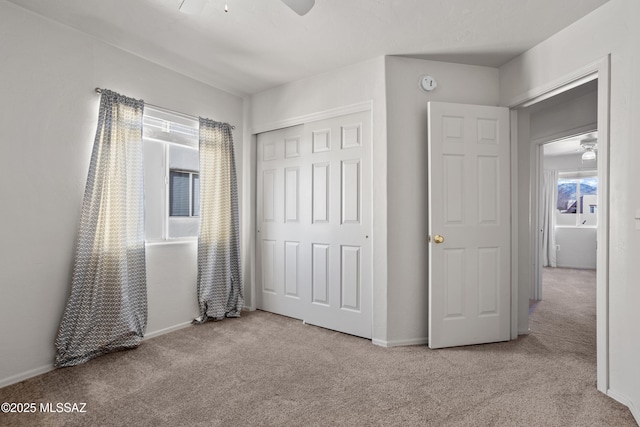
{"left": 0, "top": 267, "right": 636, "bottom": 426}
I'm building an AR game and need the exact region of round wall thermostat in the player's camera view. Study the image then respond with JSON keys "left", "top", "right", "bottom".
{"left": 419, "top": 75, "right": 437, "bottom": 92}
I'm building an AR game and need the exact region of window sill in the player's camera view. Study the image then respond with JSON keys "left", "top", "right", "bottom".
{"left": 145, "top": 238, "right": 197, "bottom": 247}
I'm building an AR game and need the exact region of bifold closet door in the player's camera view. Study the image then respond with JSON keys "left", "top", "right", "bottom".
{"left": 256, "top": 110, "right": 371, "bottom": 339}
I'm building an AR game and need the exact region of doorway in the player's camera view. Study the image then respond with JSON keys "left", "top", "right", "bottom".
{"left": 529, "top": 79, "right": 598, "bottom": 301}
{"left": 537, "top": 132, "right": 598, "bottom": 300}
{"left": 510, "top": 56, "right": 610, "bottom": 393}
{"left": 531, "top": 131, "right": 599, "bottom": 360}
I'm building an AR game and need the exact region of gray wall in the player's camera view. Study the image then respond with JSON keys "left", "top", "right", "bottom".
{"left": 384, "top": 57, "right": 499, "bottom": 345}
{"left": 530, "top": 89, "right": 597, "bottom": 143}
{"left": 0, "top": 2, "right": 244, "bottom": 386}
{"left": 250, "top": 56, "right": 499, "bottom": 346}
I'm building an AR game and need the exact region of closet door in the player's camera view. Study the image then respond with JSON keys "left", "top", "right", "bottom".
{"left": 256, "top": 110, "right": 371, "bottom": 339}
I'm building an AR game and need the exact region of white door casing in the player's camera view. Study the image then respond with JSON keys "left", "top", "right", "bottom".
{"left": 256, "top": 110, "right": 372, "bottom": 339}
{"left": 428, "top": 101, "right": 511, "bottom": 349}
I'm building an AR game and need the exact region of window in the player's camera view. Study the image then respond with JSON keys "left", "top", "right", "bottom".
{"left": 556, "top": 172, "right": 597, "bottom": 227}
{"left": 143, "top": 107, "right": 200, "bottom": 241}
{"left": 169, "top": 170, "right": 199, "bottom": 217}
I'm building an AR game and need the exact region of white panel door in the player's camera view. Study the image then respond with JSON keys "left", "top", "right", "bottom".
{"left": 257, "top": 125, "right": 308, "bottom": 321}
{"left": 427, "top": 102, "right": 511, "bottom": 349}
{"left": 256, "top": 110, "right": 372, "bottom": 339}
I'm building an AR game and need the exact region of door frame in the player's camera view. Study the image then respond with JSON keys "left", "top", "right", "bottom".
{"left": 507, "top": 55, "right": 611, "bottom": 393}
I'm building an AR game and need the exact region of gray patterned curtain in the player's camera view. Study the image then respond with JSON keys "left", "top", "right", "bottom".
{"left": 194, "top": 118, "right": 243, "bottom": 322}
{"left": 55, "top": 90, "right": 146, "bottom": 367}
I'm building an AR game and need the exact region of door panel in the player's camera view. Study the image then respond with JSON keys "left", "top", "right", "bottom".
{"left": 341, "top": 160, "right": 361, "bottom": 224}
{"left": 340, "top": 245, "right": 361, "bottom": 311}
{"left": 428, "top": 102, "right": 510, "bottom": 349}
{"left": 284, "top": 241, "right": 300, "bottom": 298}
{"left": 312, "top": 163, "right": 330, "bottom": 223}
{"left": 256, "top": 110, "right": 371, "bottom": 338}
{"left": 261, "top": 239, "right": 277, "bottom": 294}
{"left": 284, "top": 167, "right": 300, "bottom": 223}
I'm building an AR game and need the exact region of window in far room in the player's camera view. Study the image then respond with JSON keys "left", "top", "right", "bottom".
{"left": 556, "top": 171, "right": 598, "bottom": 227}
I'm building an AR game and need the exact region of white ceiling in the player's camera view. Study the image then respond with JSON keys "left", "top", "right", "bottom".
{"left": 7, "top": 0, "right": 609, "bottom": 96}
{"left": 543, "top": 132, "right": 598, "bottom": 158}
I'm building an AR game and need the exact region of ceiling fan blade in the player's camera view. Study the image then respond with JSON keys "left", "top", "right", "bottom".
{"left": 281, "top": 0, "right": 315, "bottom": 16}
{"left": 179, "top": 0, "right": 208, "bottom": 15}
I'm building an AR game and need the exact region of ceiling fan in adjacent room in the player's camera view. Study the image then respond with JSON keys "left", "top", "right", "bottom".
{"left": 179, "top": 0, "right": 316, "bottom": 16}
{"left": 580, "top": 134, "right": 598, "bottom": 162}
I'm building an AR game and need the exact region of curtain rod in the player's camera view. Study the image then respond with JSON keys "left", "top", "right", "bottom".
{"left": 94, "top": 88, "right": 235, "bottom": 130}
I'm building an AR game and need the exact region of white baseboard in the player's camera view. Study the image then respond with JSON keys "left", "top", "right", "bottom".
{"left": 0, "top": 321, "right": 196, "bottom": 389}
{"left": 0, "top": 364, "right": 54, "bottom": 389}
{"left": 518, "top": 328, "right": 531, "bottom": 335}
{"left": 144, "top": 321, "right": 193, "bottom": 340}
{"left": 630, "top": 399, "right": 640, "bottom": 425}
{"left": 372, "top": 337, "right": 429, "bottom": 348}
{"left": 556, "top": 264, "right": 597, "bottom": 270}
{"left": 607, "top": 389, "right": 640, "bottom": 425}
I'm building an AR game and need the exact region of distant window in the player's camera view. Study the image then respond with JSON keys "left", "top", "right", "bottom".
{"left": 556, "top": 173, "right": 597, "bottom": 227}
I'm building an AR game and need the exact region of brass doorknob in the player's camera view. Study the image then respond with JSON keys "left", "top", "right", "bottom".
{"left": 433, "top": 234, "right": 444, "bottom": 244}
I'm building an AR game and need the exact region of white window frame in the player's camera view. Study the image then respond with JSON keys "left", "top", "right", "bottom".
{"left": 143, "top": 107, "right": 200, "bottom": 243}
{"left": 168, "top": 169, "right": 199, "bottom": 217}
